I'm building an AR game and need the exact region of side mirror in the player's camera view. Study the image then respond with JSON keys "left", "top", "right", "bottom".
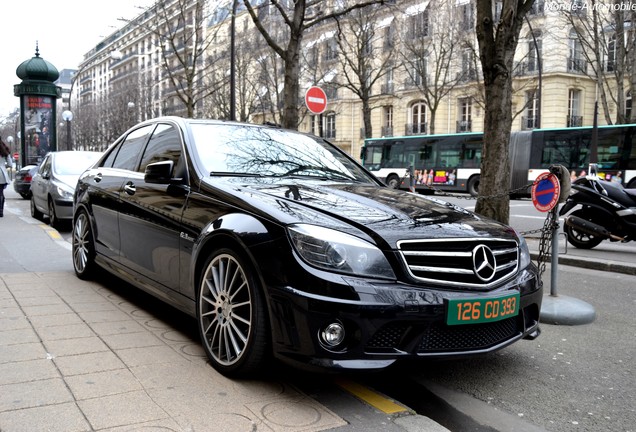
{"left": 144, "top": 160, "right": 174, "bottom": 184}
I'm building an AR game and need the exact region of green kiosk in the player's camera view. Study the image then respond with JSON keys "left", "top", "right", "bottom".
{"left": 14, "top": 45, "right": 61, "bottom": 167}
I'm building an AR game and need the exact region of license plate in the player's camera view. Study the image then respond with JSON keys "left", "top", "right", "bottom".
{"left": 446, "top": 292, "right": 520, "bottom": 325}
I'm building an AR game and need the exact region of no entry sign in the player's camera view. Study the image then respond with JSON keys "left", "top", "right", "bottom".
{"left": 531, "top": 172, "right": 561, "bottom": 212}
{"left": 305, "top": 86, "right": 327, "bottom": 114}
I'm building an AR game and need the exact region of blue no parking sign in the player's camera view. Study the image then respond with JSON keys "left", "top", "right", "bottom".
{"left": 531, "top": 172, "right": 561, "bottom": 212}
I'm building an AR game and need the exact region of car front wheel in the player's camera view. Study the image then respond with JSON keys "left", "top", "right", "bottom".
{"left": 72, "top": 211, "right": 97, "bottom": 279}
{"left": 48, "top": 198, "right": 60, "bottom": 229}
{"left": 197, "top": 248, "right": 269, "bottom": 377}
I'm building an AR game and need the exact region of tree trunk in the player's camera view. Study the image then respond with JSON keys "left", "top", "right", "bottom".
{"left": 474, "top": 0, "right": 532, "bottom": 225}
{"left": 476, "top": 77, "right": 512, "bottom": 224}
{"left": 282, "top": 34, "right": 302, "bottom": 129}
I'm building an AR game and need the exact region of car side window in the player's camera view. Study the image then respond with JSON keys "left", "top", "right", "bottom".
{"left": 108, "top": 125, "right": 155, "bottom": 171}
{"left": 39, "top": 155, "right": 52, "bottom": 178}
{"left": 138, "top": 124, "right": 182, "bottom": 177}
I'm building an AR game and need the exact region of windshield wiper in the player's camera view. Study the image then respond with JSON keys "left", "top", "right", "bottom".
{"left": 209, "top": 171, "right": 264, "bottom": 177}
{"left": 283, "top": 173, "right": 359, "bottom": 182}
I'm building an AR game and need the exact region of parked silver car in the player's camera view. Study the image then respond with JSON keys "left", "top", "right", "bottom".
{"left": 31, "top": 151, "right": 102, "bottom": 228}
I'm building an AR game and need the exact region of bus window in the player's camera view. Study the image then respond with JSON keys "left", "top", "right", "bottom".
{"left": 362, "top": 145, "right": 384, "bottom": 168}
{"left": 383, "top": 142, "right": 405, "bottom": 168}
{"left": 439, "top": 147, "right": 461, "bottom": 168}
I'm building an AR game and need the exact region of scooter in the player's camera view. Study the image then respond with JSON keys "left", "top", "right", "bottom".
{"left": 559, "top": 170, "right": 636, "bottom": 249}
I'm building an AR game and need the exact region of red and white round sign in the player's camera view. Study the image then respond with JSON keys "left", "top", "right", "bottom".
{"left": 305, "top": 86, "right": 327, "bottom": 114}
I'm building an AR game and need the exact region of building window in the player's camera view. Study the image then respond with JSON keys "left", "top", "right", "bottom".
{"left": 460, "top": 49, "right": 476, "bottom": 81}
{"left": 627, "top": 91, "right": 632, "bottom": 121}
{"left": 568, "top": 29, "right": 586, "bottom": 73}
{"left": 382, "top": 106, "right": 393, "bottom": 136}
{"left": 457, "top": 98, "right": 472, "bottom": 132}
{"left": 323, "top": 38, "right": 338, "bottom": 62}
{"left": 523, "top": 90, "right": 539, "bottom": 130}
{"left": 459, "top": 2, "right": 475, "bottom": 32}
{"left": 325, "top": 112, "right": 336, "bottom": 139}
{"left": 527, "top": 30, "right": 542, "bottom": 73}
{"left": 529, "top": 0, "right": 544, "bottom": 15}
{"left": 408, "top": 102, "right": 427, "bottom": 135}
{"left": 408, "top": 10, "right": 429, "bottom": 39}
{"left": 383, "top": 24, "right": 395, "bottom": 51}
{"left": 567, "top": 89, "right": 582, "bottom": 127}
{"left": 381, "top": 68, "right": 394, "bottom": 94}
{"left": 606, "top": 35, "right": 616, "bottom": 72}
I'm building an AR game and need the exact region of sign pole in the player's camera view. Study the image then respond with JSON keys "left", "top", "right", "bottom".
{"left": 550, "top": 204, "right": 559, "bottom": 296}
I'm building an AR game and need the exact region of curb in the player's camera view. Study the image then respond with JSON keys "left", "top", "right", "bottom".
{"left": 530, "top": 252, "right": 636, "bottom": 276}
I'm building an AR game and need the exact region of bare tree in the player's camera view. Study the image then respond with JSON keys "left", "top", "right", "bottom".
{"left": 474, "top": 0, "right": 534, "bottom": 224}
{"left": 333, "top": 5, "right": 396, "bottom": 139}
{"left": 142, "top": 0, "right": 224, "bottom": 117}
{"left": 203, "top": 30, "right": 262, "bottom": 122}
{"left": 399, "top": 0, "right": 468, "bottom": 135}
{"left": 561, "top": 0, "right": 635, "bottom": 125}
{"left": 243, "top": 0, "right": 385, "bottom": 130}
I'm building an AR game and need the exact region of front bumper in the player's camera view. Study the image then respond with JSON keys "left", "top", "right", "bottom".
{"left": 265, "top": 266, "right": 542, "bottom": 371}
{"left": 54, "top": 198, "right": 74, "bottom": 220}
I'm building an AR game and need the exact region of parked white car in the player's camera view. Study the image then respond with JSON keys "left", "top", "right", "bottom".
{"left": 31, "top": 151, "right": 102, "bottom": 228}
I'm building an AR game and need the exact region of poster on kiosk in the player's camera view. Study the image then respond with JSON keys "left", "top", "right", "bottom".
{"left": 23, "top": 95, "right": 53, "bottom": 166}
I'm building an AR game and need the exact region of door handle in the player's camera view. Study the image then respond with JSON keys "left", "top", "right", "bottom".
{"left": 123, "top": 181, "right": 136, "bottom": 195}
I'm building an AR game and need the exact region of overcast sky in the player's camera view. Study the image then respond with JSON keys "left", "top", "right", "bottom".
{"left": 0, "top": 1, "right": 155, "bottom": 117}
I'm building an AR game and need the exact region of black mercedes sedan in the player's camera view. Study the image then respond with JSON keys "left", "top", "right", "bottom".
{"left": 72, "top": 117, "right": 542, "bottom": 377}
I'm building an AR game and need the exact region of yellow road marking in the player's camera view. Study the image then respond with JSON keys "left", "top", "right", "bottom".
{"left": 335, "top": 378, "right": 408, "bottom": 414}
{"left": 40, "top": 224, "right": 63, "bottom": 241}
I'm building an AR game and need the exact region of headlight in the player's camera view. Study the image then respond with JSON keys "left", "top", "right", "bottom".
{"left": 55, "top": 182, "right": 75, "bottom": 200}
{"left": 288, "top": 224, "right": 395, "bottom": 279}
{"left": 516, "top": 231, "right": 532, "bottom": 269}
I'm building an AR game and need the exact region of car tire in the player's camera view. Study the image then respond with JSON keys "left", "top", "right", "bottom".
{"left": 30, "top": 195, "right": 43, "bottom": 220}
{"left": 197, "top": 248, "right": 269, "bottom": 378}
{"left": 72, "top": 211, "right": 98, "bottom": 280}
{"left": 48, "top": 198, "right": 60, "bottom": 229}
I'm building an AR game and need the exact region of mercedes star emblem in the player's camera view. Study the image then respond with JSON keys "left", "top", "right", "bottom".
{"left": 473, "top": 244, "right": 497, "bottom": 281}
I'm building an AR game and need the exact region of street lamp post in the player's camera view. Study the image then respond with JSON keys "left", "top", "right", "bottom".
{"left": 62, "top": 110, "right": 73, "bottom": 150}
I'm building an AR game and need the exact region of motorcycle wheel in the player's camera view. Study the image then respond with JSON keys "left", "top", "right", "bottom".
{"left": 564, "top": 209, "right": 604, "bottom": 249}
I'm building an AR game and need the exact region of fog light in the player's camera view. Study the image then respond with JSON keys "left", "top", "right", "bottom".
{"left": 320, "top": 323, "right": 345, "bottom": 347}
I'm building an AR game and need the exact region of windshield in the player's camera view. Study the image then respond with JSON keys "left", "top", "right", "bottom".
{"left": 54, "top": 152, "right": 102, "bottom": 176}
{"left": 190, "top": 124, "right": 375, "bottom": 183}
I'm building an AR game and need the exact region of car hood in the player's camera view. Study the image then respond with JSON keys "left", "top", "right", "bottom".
{"left": 206, "top": 177, "right": 515, "bottom": 247}
{"left": 55, "top": 174, "right": 81, "bottom": 190}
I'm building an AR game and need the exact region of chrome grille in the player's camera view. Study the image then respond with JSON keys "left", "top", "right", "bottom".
{"left": 397, "top": 238, "right": 519, "bottom": 288}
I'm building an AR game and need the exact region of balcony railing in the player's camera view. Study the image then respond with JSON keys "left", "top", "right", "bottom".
{"left": 567, "top": 57, "right": 588, "bottom": 74}
{"left": 324, "top": 129, "right": 336, "bottom": 139}
{"left": 567, "top": 115, "right": 583, "bottom": 127}
{"left": 380, "top": 83, "right": 394, "bottom": 94}
{"left": 405, "top": 122, "right": 427, "bottom": 135}
{"left": 513, "top": 61, "right": 540, "bottom": 76}
{"left": 456, "top": 69, "right": 477, "bottom": 82}
{"left": 522, "top": 116, "right": 538, "bottom": 130}
{"left": 381, "top": 126, "right": 394, "bottom": 137}
{"left": 457, "top": 120, "right": 472, "bottom": 133}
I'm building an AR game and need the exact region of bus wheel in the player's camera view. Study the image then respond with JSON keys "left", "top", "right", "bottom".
{"left": 386, "top": 175, "right": 400, "bottom": 189}
{"left": 468, "top": 176, "right": 480, "bottom": 197}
